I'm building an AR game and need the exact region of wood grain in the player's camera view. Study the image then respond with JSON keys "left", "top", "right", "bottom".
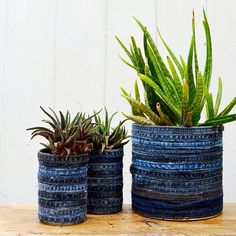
{"left": 0, "top": 204, "right": 236, "bottom": 235}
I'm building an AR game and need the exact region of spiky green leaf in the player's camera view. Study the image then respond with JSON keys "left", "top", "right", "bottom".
{"left": 214, "top": 77, "right": 222, "bottom": 116}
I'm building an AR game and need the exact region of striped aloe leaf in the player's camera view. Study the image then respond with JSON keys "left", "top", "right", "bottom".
{"left": 116, "top": 10, "right": 236, "bottom": 127}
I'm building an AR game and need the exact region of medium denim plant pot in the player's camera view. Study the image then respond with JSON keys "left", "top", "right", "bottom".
{"left": 38, "top": 149, "right": 89, "bottom": 225}
{"left": 87, "top": 148, "right": 123, "bottom": 214}
{"left": 131, "top": 124, "right": 223, "bottom": 221}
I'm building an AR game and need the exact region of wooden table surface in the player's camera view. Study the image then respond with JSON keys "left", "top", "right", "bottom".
{"left": 0, "top": 204, "right": 236, "bottom": 236}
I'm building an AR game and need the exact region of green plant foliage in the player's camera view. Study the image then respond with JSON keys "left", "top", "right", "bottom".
{"left": 116, "top": 10, "right": 236, "bottom": 126}
{"left": 121, "top": 84, "right": 173, "bottom": 126}
{"left": 27, "top": 107, "right": 98, "bottom": 157}
{"left": 92, "top": 108, "right": 130, "bottom": 152}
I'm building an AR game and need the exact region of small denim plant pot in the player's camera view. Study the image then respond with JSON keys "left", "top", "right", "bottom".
{"left": 87, "top": 148, "right": 123, "bottom": 214}
{"left": 38, "top": 149, "right": 89, "bottom": 225}
{"left": 131, "top": 124, "right": 224, "bottom": 221}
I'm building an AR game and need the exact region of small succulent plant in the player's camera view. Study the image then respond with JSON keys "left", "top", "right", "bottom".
{"left": 92, "top": 108, "right": 129, "bottom": 152}
{"left": 116, "top": 10, "right": 236, "bottom": 126}
{"left": 27, "top": 107, "right": 97, "bottom": 157}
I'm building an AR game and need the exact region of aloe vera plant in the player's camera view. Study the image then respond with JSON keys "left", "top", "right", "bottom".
{"left": 116, "top": 10, "right": 236, "bottom": 126}
{"left": 92, "top": 108, "right": 129, "bottom": 152}
{"left": 27, "top": 107, "right": 98, "bottom": 157}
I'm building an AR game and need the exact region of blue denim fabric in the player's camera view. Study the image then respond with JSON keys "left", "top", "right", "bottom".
{"left": 132, "top": 194, "right": 223, "bottom": 220}
{"left": 131, "top": 124, "right": 223, "bottom": 220}
{"left": 38, "top": 150, "right": 88, "bottom": 225}
{"left": 88, "top": 148, "right": 124, "bottom": 214}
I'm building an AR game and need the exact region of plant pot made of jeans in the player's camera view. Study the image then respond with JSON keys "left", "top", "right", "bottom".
{"left": 38, "top": 149, "right": 88, "bottom": 225}
{"left": 87, "top": 148, "right": 124, "bottom": 214}
{"left": 131, "top": 124, "right": 223, "bottom": 221}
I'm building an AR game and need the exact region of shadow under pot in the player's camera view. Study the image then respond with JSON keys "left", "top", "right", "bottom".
{"left": 38, "top": 149, "right": 89, "bottom": 225}
{"left": 131, "top": 124, "right": 224, "bottom": 221}
{"left": 87, "top": 148, "right": 124, "bottom": 214}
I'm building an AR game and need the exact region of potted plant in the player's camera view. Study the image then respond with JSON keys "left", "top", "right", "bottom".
{"left": 27, "top": 107, "right": 97, "bottom": 225}
{"left": 87, "top": 108, "right": 129, "bottom": 214}
{"left": 116, "top": 10, "right": 236, "bottom": 220}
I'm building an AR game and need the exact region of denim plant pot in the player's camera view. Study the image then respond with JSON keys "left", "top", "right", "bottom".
{"left": 131, "top": 124, "right": 223, "bottom": 221}
{"left": 38, "top": 149, "right": 88, "bottom": 225}
{"left": 87, "top": 148, "right": 123, "bottom": 214}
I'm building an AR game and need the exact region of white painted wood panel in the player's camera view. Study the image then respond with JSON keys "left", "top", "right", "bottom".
{"left": 0, "top": 0, "right": 235, "bottom": 204}
{"left": 0, "top": 0, "right": 56, "bottom": 203}
{"left": 105, "top": 0, "right": 157, "bottom": 203}
{"left": 157, "top": 0, "right": 207, "bottom": 63}
{"left": 207, "top": 0, "right": 236, "bottom": 203}
{"left": 0, "top": 0, "right": 7, "bottom": 203}
{"left": 54, "top": 0, "right": 106, "bottom": 114}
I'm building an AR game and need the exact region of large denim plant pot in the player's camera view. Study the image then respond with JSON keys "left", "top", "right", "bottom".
{"left": 38, "top": 149, "right": 88, "bottom": 225}
{"left": 88, "top": 148, "right": 123, "bottom": 214}
{"left": 131, "top": 124, "right": 223, "bottom": 221}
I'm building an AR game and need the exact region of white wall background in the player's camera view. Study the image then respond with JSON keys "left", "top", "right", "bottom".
{"left": 0, "top": 0, "right": 235, "bottom": 204}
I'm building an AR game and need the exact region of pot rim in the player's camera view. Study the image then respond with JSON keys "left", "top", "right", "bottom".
{"left": 132, "top": 123, "right": 223, "bottom": 129}
{"left": 91, "top": 146, "right": 124, "bottom": 153}
{"left": 38, "top": 148, "right": 89, "bottom": 159}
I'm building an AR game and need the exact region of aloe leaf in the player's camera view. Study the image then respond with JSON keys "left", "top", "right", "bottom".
{"left": 134, "top": 17, "right": 171, "bottom": 78}
{"left": 156, "top": 103, "right": 174, "bottom": 125}
{"left": 122, "top": 95, "right": 160, "bottom": 124}
{"left": 192, "top": 11, "right": 199, "bottom": 79}
{"left": 167, "top": 56, "right": 182, "bottom": 98}
{"left": 180, "top": 55, "right": 187, "bottom": 72}
{"left": 120, "top": 87, "right": 129, "bottom": 96}
{"left": 48, "top": 137, "right": 55, "bottom": 151}
{"left": 40, "top": 106, "right": 58, "bottom": 126}
{"left": 218, "top": 97, "right": 236, "bottom": 117}
{"left": 59, "top": 111, "right": 66, "bottom": 130}
{"left": 203, "top": 10, "right": 212, "bottom": 89}
{"left": 187, "top": 36, "right": 196, "bottom": 104}
{"left": 143, "top": 50, "right": 175, "bottom": 114}
{"left": 201, "top": 114, "right": 236, "bottom": 126}
{"left": 143, "top": 35, "right": 158, "bottom": 80}
{"left": 182, "top": 79, "right": 189, "bottom": 124}
{"left": 64, "top": 129, "right": 78, "bottom": 146}
{"left": 49, "top": 107, "right": 61, "bottom": 126}
{"left": 145, "top": 43, "right": 180, "bottom": 107}
{"left": 205, "top": 89, "right": 214, "bottom": 119}
{"left": 118, "top": 55, "right": 138, "bottom": 70}
{"left": 115, "top": 36, "right": 134, "bottom": 63}
{"left": 71, "top": 113, "right": 80, "bottom": 126}
{"left": 190, "top": 72, "right": 204, "bottom": 115}
{"left": 157, "top": 28, "right": 184, "bottom": 78}
{"left": 165, "top": 76, "right": 181, "bottom": 107}
{"left": 131, "top": 36, "right": 145, "bottom": 73}
{"left": 31, "top": 131, "right": 54, "bottom": 140}
{"left": 107, "top": 111, "right": 118, "bottom": 135}
{"left": 121, "top": 87, "right": 144, "bottom": 117}
{"left": 122, "top": 112, "right": 155, "bottom": 125}
{"left": 138, "top": 73, "right": 182, "bottom": 120}
{"left": 40, "top": 142, "right": 51, "bottom": 150}
{"left": 185, "top": 111, "right": 193, "bottom": 127}
{"left": 27, "top": 126, "right": 52, "bottom": 132}
{"left": 105, "top": 108, "right": 109, "bottom": 134}
{"left": 146, "top": 44, "right": 176, "bottom": 104}
{"left": 83, "top": 111, "right": 101, "bottom": 124}
{"left": 192, "top": 111, "right": 201, "bottom": 126}
{"left": 138, "top": 48, "right": 145, "bottom": 70}
{"left": 214, "top": 77, "right": 223, "bottom": 116}
{"left": 65, "top": 111, "right": 70, "bottom": 126}
{"left": 42, "top": 120, "right": 56, "bottom": 130}
{"left": 134, "top": 80, "right": 141, "bottom": 102}
{"left": 139, "top": 65, "right": 159, "bottom": 112}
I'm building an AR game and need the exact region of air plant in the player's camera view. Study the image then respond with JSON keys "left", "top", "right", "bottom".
{"left": 27, "top": 107, "right": 98, "bottom": 157}
{"left": 92, "top": 108, "right": 129, "bottom": 152}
